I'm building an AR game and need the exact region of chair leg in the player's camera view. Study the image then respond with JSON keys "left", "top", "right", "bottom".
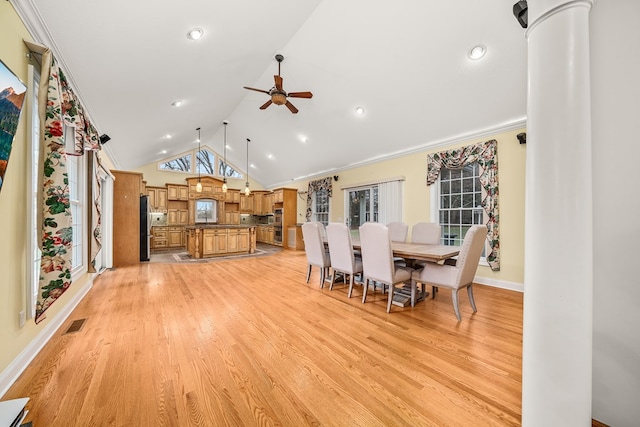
{"left": 329, "top": 268, "right": 336, "bottom": 290}
{"left": 387, "top": 283, "right": 394, "bottom": 313}
{"left": 452, "top": 289, "right": 462, "bottom": 321}
{"left": 306, "top": 265, "right": 312, "bottom": 283}
{"left": 320, "top": 267, "right": 326, "bottom": 288}
{"left": 347, "top": 274, "right": 354, "bottom": 298}
{"left": 362, "top": 278, "right": 369, "bottom": 303}
{"left": 467, "top": 284, "right": 477, "bottom": 313}
{"left": 431, "top": 284, "right": 437, "bottom": 299}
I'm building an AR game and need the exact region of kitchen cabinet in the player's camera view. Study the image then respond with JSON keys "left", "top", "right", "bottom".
{"left": 152, "top": 226, "right": 168, "bottom": 249}
{"left": 168, "top": 226, "right": 184, "bottom": 247}
{"left": 168, "top": 209, "right": 189, "bottom": 225}
{"left": 240, "top": 194, "right": 253, "bottom": 213}
{"left": 147, "top": 187, "right": 168, "bottom": 212}
{"left": 224, "top": 211, "right": 240, "bottom": 225}
{"left": 253, "top": 192, "right": 264, "bottom": 214}
{"left": 167, "top": 184, "right": 188, "bottom": 201}
{"left": 187, "top": 226, "right": 256, "bottom": 258}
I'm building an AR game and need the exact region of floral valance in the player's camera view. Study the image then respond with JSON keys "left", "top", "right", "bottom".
{"left": 305, "top": 177, "right": 333, "bottom": 222}
{"left": 34, "top": 46, "right": 102, "bottom": 323}
{"left": 426, "top": 139, "right": 500, "bottom": 271}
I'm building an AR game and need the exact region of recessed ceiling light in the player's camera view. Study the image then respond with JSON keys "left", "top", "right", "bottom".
{"left": 187, "top": 28, "right": 204, "bottom": 40}
{"left": 250, "top": 163, "right": 256, "bottom": 169}
{"left": 299, "top": 134, "right": 309, "bottom": 143}
{"left": 267, "top": 154, "right": 274, "bottom": 159}
{"left": 161, "top": 150, "right": 168, "bottom": 154}
{"left": 468, "top": 44, "right": 486, "bottom": 60}
{"left": 171, "top": 100, "right": 183, "bottom": 107}
{"left": 164, "top": 133, "right": 172, "bottom": 139}
{"left": 355, "top": 106, "right": 365, "bottom": 116}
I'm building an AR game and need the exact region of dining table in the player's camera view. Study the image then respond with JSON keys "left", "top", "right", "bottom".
{"left": 326, "top": 237, "right": 460, "bottom": 307}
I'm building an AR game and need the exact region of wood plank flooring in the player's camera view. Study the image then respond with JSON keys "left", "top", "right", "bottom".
{"left": 5, "top": 249, "right": 523, "bottom": 426}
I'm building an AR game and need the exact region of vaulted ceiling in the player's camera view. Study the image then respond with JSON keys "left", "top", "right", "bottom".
{"left": 13, "top": 0, "right": 527, "bottom": 188}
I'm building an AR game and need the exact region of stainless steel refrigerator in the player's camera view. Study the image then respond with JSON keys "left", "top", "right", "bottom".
{"left": 140, "top": 195, "right": 151, "bottom": 261}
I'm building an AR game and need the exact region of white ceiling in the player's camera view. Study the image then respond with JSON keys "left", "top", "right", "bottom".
{"left": 14, "top": 0, "right": 527, "bottom": 188}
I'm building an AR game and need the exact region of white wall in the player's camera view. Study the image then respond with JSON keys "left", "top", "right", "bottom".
{"left": 591, "top": 0, "right": 640, "bottom": 425}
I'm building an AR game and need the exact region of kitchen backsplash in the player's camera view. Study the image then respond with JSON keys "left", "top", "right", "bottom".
{"left": 240, "top": 214, "right": 272, "bottom": 225}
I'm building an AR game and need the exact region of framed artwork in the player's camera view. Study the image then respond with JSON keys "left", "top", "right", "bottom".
{"left": 0, "top": 59, "right": 27, "bottom": 192}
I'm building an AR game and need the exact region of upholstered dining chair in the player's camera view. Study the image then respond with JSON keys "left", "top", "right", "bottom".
{"left": 411, "top": 222, "right": 441, "bottom": 245}
{"left": 386, "top": 222, "right": 408, "bottom": 242}
{"left": 326, "top": 223, "right": 363, "bottom": 297}
{"left": 301, "top": 222, "right": 331, "bottom": 287}
{"left": 411, "top": 225, "right": 488, "bottom": 321}
{"left": 359, "top": 222, "right": 415, "bottom": 313}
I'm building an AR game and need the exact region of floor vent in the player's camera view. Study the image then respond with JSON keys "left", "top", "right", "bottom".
{"left": 64, "top": 318, "right": 87, "bottom": 334}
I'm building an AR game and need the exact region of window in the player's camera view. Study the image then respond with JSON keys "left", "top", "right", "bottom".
{"left": 219, "top": 160, "right": 243, "bottom": 179}
{"left": 196, "top": 148, "right": 216, "bottom": 175}
{"left": 159, "top": 152, "right": 192, "bottom": 172}
{"left": 312, "top": 189, "right": 330, "bottom": 226}
{"left": 434, "top": 163, "right": 486, "bottom": 255}
{"left": 65, "top": 127, "right": 87, "bottom": 274}
{"left": 195, "top": 199, "right": 218, "bottom": 223}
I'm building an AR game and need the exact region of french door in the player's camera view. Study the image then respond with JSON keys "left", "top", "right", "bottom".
{"left": 345, "top": 186, "right": 378, "bottom": 234}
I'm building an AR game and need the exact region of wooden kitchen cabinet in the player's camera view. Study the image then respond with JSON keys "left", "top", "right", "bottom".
{"left": 240, "top": 194, "right": 253, "bottom": 213}
{"left": 168, "top": 226, "right": 184, "bottom": 247}
{"left": 167, "top": 184, "right": 188, "bottom": 201}
{"left": 152, "top": 226, "right": 168, "bottom": 249}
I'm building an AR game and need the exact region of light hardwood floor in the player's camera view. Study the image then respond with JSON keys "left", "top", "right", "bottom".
{"left": 5, "top": 249, "right": 523, "bottom": 426}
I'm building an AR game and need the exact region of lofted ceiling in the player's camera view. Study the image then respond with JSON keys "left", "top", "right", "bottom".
{"left": 12, "top": 0, "right": 527, "bottom": 188}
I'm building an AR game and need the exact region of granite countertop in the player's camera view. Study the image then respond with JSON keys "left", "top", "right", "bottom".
{"left": 185, "top": 224, "right": 256, "bottom": 229}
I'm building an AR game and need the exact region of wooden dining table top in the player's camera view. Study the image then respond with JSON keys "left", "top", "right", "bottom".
{"left": 349, "top": 238, "right": 460, "bottom": 263}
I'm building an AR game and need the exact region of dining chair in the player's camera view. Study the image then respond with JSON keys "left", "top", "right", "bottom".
{"left": 411, "top": 225, "right": 488, "bottom": 321}
{"left": 359, "top": 222, "right": 415, "bottom": 312}
{"left": 326, "top": 223, "right": 363, "bottom": 297}
{"left": 301, "top": 222, "right": 331, "bottom": 287}
{"left": 411, "top": 222, "right": 441, "bottom": 245}
{"left": 386, "top": 221, "right": 408, "bottom": 242}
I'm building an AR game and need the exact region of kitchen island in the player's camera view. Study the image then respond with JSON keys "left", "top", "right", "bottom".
{"left": 185, "top": 225, "right": 256, "bottom": 259}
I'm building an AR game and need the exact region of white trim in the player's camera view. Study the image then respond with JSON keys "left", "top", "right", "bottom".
{"left": 474, "top": 275, "right": 523, "bottom": 293}
{"left": 0, "top": 278, "right": 94, "bottom": 398}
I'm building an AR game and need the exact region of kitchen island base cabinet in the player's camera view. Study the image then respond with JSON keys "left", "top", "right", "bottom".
{"left": 187, "top": 226, "right": 256, "bottom": 259}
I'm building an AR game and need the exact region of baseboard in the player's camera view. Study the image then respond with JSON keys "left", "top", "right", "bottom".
{"left": 474, "top": 275, "right": 524, "bottom": 293}
{"left": 0, "top": 277, "right": 94, "bottom": 398}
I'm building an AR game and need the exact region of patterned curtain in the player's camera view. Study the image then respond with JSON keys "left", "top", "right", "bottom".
{"left": 305, "top": 177, "right": 333, "bottom": 222}
{"left": 35, "top": 48, "right": 102, "bottom": 323}
{"left": 426, "top": 139, "right": 500, "bottom": 271}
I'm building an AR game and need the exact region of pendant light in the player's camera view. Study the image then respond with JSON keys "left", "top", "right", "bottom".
{"left": 244, "top": 138, "right": 251, "bottom": 196}
{"left": 195, "top": 127, "right": 202, "bottom": 193}
{"left": 221, "top": 120, "right": 228, "bottom": 193}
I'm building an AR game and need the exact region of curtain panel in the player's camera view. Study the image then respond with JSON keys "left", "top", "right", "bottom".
{"left": 305, "top": 177, "right": 333, "bottom": 222}
{"left": 33, "top": 46, "right": 102, "bottom": 323}
{"left": 426, "top": 139, "right": 500, "bottom": 271}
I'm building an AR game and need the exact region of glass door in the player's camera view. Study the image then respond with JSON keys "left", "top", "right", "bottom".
{"left": 345, "top": 186, "right": 378, "bottom": 235}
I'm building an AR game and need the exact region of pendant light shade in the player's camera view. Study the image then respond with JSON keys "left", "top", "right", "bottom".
{"left": 196, "top": 127, "right": 202, "bottom": 192}
{"left": 222, "top": 120, "right": 228, "bottom": 193}
{"left": 244, "top": 138, "right": 250, "bottom": 196}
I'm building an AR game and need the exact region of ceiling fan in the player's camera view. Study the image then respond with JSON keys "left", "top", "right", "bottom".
{"left": 243, "top": 54, "right": 313, "bottom": 114}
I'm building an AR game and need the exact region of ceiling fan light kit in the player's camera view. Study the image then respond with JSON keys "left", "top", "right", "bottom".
{"left": 243, "top": 54, "right": 313, "bottom": 114}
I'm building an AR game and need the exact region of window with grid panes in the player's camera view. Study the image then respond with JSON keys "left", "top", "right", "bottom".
{"left": 313, "top": 189, "right": 330, "bottom": 226}
{"left": 438, "top": 163, "right": 484, "bottom": 247}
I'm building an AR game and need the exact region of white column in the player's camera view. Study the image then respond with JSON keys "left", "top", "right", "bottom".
{"left": 523, "top": 1, "right": 594, "bottom": 426}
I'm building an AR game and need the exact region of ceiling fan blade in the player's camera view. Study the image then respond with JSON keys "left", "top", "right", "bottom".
{"left": 285, "top": 100, "right": 299, "bottom": 114}
{"left": 287, "top": 91, "right": 313, "bottom": 99}
{"left": 274, "top": 75, "right": 283, "bottom": 91}
{"left": 259, "top": 99, "right": 273, "bottom": 110}
{"left": 244, "top": 86, "right": 270, "bottom": 95}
